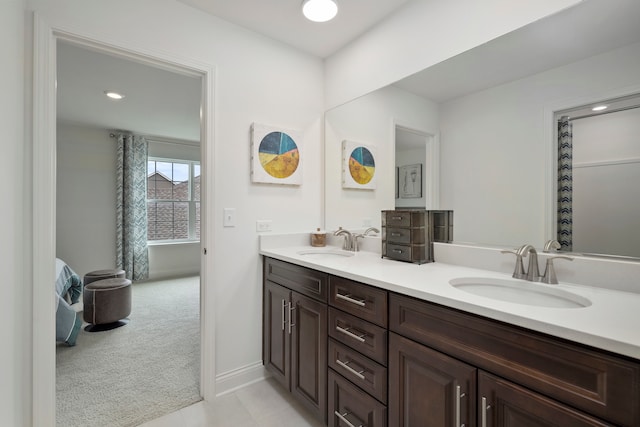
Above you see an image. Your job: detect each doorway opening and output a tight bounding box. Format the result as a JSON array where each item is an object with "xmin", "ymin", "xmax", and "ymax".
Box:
[
  {"xmin": 33, "ymin": 22, "xmax": 215, "ymax": 426},
  {"xmin": 394, "ymin": 125, "xmax": 438, "ymax": 209}
]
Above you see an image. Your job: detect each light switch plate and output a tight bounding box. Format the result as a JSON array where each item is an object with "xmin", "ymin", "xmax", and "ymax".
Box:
[{"xmin": 223, "ymin": 208, "xmax": 236, "ymax": 227}]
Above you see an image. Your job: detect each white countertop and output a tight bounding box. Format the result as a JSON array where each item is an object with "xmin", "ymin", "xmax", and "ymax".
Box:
[{"xmin": 260, "ymin": 241, "xmax": 640, "ymax": 360}]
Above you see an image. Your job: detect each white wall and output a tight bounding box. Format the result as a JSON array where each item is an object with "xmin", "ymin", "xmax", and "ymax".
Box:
[
  {"xmin": 439, "ymin": 41, "xmax": 640, "ymax": 248},
  {"xmin": 1, "ymin": 0, "xmax": 28, "ymax": 425},
  {"xmin": 325, "ymin": 85, "xmax": 438, "ymax": 231},
  {"xmin": 572, "ymin": 108, "xmax": 640, "ymax": 257},
  {"xmin": 56, "ymin": 124, "xmax": 201, "ymax": 280},
  {"xmin": 56, "ymin": 124, "xmax": 117, "ymax": 275},
  {"xmin": 325, "ymin": 0, "xmax": 582, "ymax": 108},
  {"xmin": 29, "ymin": 0, "xmax": 324, "ymax": 404}
]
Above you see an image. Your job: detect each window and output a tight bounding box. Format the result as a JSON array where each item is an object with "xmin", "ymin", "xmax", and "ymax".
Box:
[{"xmin": 147, "ymin": 158, "xmax": 200, "ymax": 242}]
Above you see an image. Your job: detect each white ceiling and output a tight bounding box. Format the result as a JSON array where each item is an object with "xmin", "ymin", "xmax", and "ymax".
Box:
[
  {"xmin": 57, "ymin": 42, "xmax": 202, "ymax": 142},
  {"xmin": 56, "ymin": 0, "xmax": 640, "ymax": 142},
  {"xmin": 176, "ymin": 0, "xmax": 411, "ymax": 58}
]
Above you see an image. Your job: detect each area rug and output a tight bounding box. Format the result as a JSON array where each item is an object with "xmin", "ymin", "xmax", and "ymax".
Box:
[{"xmin": 56, "ymin": 276, "xmax": 202, "ymax": 427}]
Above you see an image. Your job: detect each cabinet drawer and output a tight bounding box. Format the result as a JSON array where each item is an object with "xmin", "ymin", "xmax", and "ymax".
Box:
[
  {"xmin": 329, "ymin": 307, "xmax": 388, "ymax": 366},
  {"xmin": 328, "ymin": 370, "xmax": 387, "ymax": 427},
  {"xmin": 264, "ymin": 257, "xmax": 328, "ymax": 302},
  {"xmin": 329, "ymin": 276, "xmax": 387, "ymax": 327},
  {"xmin": 390, "ymin": 293, "xmax": 640, "ymax": 427},
  {"xmin": 383, "ymin": 227, "xmax": 425, "ymax": 245},
  {"xmin": 328, "ymin": 339, "xmax": 387, "ymax": 404}
]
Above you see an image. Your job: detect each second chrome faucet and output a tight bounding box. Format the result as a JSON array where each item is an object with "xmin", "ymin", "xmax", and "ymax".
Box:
[{"xmin": 502, "ymin": 242, "xmax": 573, "ymax": 284}]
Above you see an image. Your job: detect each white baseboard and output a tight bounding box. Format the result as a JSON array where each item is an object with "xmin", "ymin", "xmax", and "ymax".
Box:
[{"xmin": 214, "ymin": 361, "xmax": 270, "ymax": 397}]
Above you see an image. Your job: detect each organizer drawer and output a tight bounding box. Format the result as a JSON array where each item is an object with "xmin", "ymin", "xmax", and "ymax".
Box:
[{"xmin": 383, "ymin": 227, "xmax": 426, "ymax": 245}]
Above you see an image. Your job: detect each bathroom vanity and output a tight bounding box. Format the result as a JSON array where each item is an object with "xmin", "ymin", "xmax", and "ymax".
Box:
[{"xmin": 261, "ymin": 236, "xmax": 640, "ymax": 427}]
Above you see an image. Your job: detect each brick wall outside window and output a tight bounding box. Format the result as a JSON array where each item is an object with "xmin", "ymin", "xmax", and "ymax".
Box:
[{"xmin": 147, "ymin": 164, "xmax": 200, "ymax": 241}]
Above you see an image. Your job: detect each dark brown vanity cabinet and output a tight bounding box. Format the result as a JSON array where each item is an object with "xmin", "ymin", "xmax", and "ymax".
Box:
[
  {"xmin": 263, "ymin": 258, "xmax": 329, "ymax": 423},
  {"xmin": 263, "ymin": 258, "xmax": 640, "ymax": 427},
  {"xmin": 389, "ymin": 293, "xmax": 640, "ymax": 427},
  {"xmin": 327, "ymin": 276, "xmax": 389, "ymax": 427}
]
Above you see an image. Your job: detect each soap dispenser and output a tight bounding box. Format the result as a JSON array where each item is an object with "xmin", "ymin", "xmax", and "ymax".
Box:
[{"xmin": 310, "ymin": 228, "xmax": 326, "ymax": 247}]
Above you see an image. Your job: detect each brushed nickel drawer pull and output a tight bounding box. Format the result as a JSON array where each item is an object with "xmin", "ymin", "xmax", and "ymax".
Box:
[
  {"xmin": 281, "ymin": 299, "xmax": 287, "ymax": 331},
  {"xmin": 336, "ymin": 292, "xmax": 366, "ymax": 307},
  {"xmin": 481, "ymin": 396, "xmax": 491, "ymax": 427},
  {"xmin": 456, "ymin": 385, "xmax": 467, "ymax": 427},
  {"xmin": 288, "ymin": 302, "xmax": 296, "ymax": 334},
  {"xmin": 391, "ymin": 216, "xmax": 403, "ymax": 220},
  {"xmin": 390, "ymin": 232, "xmax": 402, "ymax": 237},
  {"xmin": 392, "ymin": 249, "xmax": 404, "ymax": 254},
  {"xmin": 335, "ymin": 325, "xmax": 367, "ymax": 343},
  {"xmin": 336, "ymin": 358, "xmax": 366, "ymax": 380},
  {"xmin": 334, "ymin": 410, "xmax": 365, "ymax": 427}
]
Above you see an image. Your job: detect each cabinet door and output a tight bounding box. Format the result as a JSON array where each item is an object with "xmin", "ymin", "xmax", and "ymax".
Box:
[
  {"xmin": 389, "ymin": 333, "xmax": 476, "ymax": 427},
  {"xmin": 478, "ymin": 371, "xmax": 612, "ymax": 427},
  {"xmin": 291, "ymin": 291, "xmax": 327, "ymax": 422},
  {"xmin": 263, "ymin": 280, "xmax": 291, "ymax": 390}
]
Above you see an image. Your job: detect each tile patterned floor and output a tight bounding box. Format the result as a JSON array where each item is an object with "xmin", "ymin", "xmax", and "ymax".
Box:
[{"xmin": 139, "ymin": 377, "xmax": 325, "ymax": 427}]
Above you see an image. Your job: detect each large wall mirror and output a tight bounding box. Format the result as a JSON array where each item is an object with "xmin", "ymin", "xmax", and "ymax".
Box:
[{"xmin": 324, "ymin": 0, "xmax": 640, "ymax": 259}]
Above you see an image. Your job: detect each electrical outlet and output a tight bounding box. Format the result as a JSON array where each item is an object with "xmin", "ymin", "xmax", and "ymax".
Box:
[{"xmin": 256, "ymin": 220, "xmax": 272, "ymax": 232}]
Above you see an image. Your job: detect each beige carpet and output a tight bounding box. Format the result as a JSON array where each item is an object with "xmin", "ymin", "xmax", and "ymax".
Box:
[{"xmin": 56, "ymin": 276, "xmax": 202, "ymax": 427}]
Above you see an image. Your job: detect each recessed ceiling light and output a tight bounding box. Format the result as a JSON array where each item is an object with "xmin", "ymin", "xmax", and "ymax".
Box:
[
  {"xmin": 592, "ymin": 105, "xmax": 607, "ymax": 111},
  {"xmin": 104, "ymin": 90, "xmax": 125, "ymax": 100},
  {"xmin": 302, "ymin": 0, "xmax": 338, "ymax": 23}
]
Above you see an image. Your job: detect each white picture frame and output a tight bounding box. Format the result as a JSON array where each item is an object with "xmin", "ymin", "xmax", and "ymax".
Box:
[
  {"xmin": 399, "ymin": 163, "xmax": 422, "ymax": 198},
  {"xmin": 251, "ymin": 123, "xmax": 303, "ymax": 185}
]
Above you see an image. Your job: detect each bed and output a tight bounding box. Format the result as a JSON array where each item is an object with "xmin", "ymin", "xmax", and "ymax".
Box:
[{"xmin": 56, "ymin": 258, "xmax": 83, "ymax": 346}]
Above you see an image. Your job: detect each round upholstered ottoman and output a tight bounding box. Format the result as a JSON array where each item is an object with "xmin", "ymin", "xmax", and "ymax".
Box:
[
  {"xmin": 83, "ymin": 268, "xmax": 126, "ymax": 286},
  {"xmin": 83, "ymin": 277, "xmax": 132, "ymax": 332}
]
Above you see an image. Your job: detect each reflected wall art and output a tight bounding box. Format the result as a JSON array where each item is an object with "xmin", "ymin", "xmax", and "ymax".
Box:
[{"xmin": 342, "ymin": 140, "xmax": 376, "ymax": 190}]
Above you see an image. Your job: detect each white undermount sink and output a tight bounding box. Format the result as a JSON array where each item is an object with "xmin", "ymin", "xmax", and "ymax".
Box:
[
  {"xmin": 297, "ymin": 248, "xmax": 355, "ymax": 257},
  {"xmin": 449, "ymin": 277, "xmax": 591, "ymax": 309}
]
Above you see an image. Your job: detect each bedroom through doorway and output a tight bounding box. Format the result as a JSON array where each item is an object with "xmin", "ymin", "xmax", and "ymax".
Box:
[{"xmin": 54, "ymin": 39, "xmax": 205, "ymax": 426}]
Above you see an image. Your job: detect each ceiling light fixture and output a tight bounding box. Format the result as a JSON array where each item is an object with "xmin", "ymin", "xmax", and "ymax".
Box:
[
  {"xmin": 302, "ymin": 0, "xmax": 338, "ymax": 23},
  {"xmin": 104, "ymin": 90, "xmax": 125, "ymax": 100},
  {"xmin": 592, "ymin": 105, "xmax": 607, "ymax": 111}
]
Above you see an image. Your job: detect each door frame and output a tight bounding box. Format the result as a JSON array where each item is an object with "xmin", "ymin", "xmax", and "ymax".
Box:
[{"xmin": 32, "ymin": 14, "xmax": 217, "ymax": 426}]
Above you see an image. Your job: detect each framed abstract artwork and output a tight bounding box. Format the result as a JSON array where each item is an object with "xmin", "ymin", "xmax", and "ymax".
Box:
[
  {"xmin": 251, "ymin": 123, "xmax": 302, "ymax": 185},
  {"xmin": 399, "ymin": 163, "xmax": 422, "ymax": 198},
  {"xmin": 342, "ymin": 140, "xmax": 376, "ymax": 190}
]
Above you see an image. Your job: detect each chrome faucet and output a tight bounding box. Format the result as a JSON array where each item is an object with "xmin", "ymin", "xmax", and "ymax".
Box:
[
  {"xmin": 350, "ymin": 227, "xmax": 380, "ymax": 252},
  {"xmin": 543, "ymin": 239, "xmax": 561, "ymax": 253},
  {"xmin": 502, "ymin": 244, "xmax": 541, "ymax": 281},
  {"xmin": 517, "ymin": 244, "xmax": 541, "ymax": 282},
  {"xmin": 363, "ymin": 227, "xmax": 380, "ymax": 236},
  {"xmin": 334, "ymin": 228, "xmax": 354, "ymax": 251}
]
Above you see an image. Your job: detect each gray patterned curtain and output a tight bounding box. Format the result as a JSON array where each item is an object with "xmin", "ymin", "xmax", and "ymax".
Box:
[
  {"xmin": 557, "ymin": 116, "xmax": 573, "ymax": 251},
  {"xmin": 116, "ymin": 134, "xmax": 149, "ymax": 281}
]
